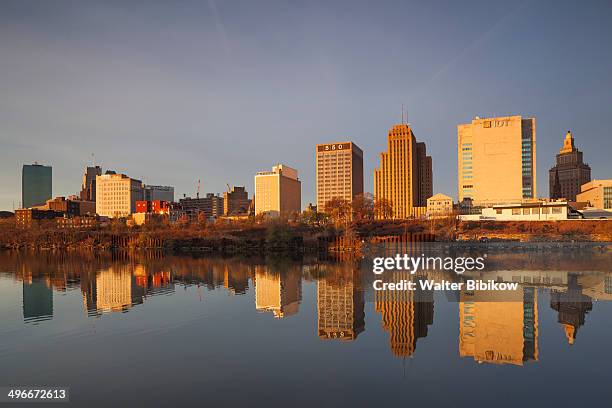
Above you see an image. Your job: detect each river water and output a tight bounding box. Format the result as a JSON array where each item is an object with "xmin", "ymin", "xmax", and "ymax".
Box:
[{"xmin": 0, "ymin": 247, "xmax": 611, "ymax": 407}]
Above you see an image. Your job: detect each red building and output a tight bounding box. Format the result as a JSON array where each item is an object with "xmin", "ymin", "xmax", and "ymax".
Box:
[{"xmin": 135, "ymin": 200, "xmax": 170, "ymax": 214}]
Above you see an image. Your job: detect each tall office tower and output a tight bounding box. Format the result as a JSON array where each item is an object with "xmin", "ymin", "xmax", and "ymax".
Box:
[
  {"xmin": 22, "ymin": 163, "xmax": 52, "ymax": 208},
  {"xmin": 549, "ymin": 131, "xmax": 591, "ymax": 201},
  {"xmin": 144, "ymin": 185, "xmax": 174, "ymax": 202},
  {"xmin": 459, "ymin": 287, "xmax": 538, "ymax": 366},
  {"xmin": 458, "ymin": 115, "xmax": 536, "ymax": 206},
  {"xmin": 315, "ymin": 142, "xmax": 364, "ymax": 212},
  {"xmin": 416, "ymin": 142, "xmax": 433, "ymax": 206},
  {"xmin": 373, "ymin": 124, "xmax": 432, "ymax": 218},
  {"xmin": 223, "ymin": 186, "xmax": 250, "ymax": 215},
  {"xmin": 254, "ymin": 266, "xmax": 302, "ymax": 318},
  {"xmin": 375, "ymin": 272, "xmax": 434, "ymax": 358},
  {"xmin": 79, "ymin": 166, "xmax": 102, "ymax": 201},
  {"xmin": 317, "ymin": 265, "xmax": 365, "ymax": 341},
  {"xmin": 95, "ymin": 173, "xmax": 144, "ymax": 217},
  {"xmin": 254, "ymin": 164, "xmax": 301, "ymax": 217},
  {"xmin": 22, "ymin": 280, "xmax": 53, "ymax": 323}
]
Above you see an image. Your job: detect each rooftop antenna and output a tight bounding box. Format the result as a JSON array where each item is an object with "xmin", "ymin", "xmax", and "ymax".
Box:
[{"xmin": 401, "ymin": 103, "xmax": 405, "ymax": 124}]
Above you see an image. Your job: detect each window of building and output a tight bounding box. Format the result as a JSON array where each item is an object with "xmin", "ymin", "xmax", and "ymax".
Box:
[
  {"xmin": 512, "ymin": 209, "xmax": 521, "ymax": 215},
  {"xmin": 523, "ymin": 208, "xmax": 530, "ymax": 215},
  {"xmin": 532, "ymin": 208, "xmax": 539, "ymax": 215},
  {"xmin": 496, "ymin": 209, "xmax": 502, "ymax": 214},
  {"xmin": 542, "ymin": 207, "xmax": 550, "ymax": 214},
  {"xmin": 552, "ymin": 207, "xmax": 562, "ymax": 214}
]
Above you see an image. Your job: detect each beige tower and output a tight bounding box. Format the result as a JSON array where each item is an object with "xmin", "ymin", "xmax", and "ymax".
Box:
[
  {"xmin": 316, "ymin": 142, "xmax": 364, "ymax": 212},
  {"xmin": 458, "ymin": 115, "xmax": 536, "ymax": 206},
  {"xmin": 254, "ymin": 164, "xmax": 301, "ymax": 217},
  {"xmin": 374, "ymin": 124, "xmax": 432, "ymax": 219}
]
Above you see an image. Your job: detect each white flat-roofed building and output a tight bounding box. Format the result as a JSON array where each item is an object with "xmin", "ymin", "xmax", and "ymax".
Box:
[
  {"xmin": 96, "ymin": 173, "xmax": 144, "ymax": 218},
  {"xmin": 459, "ymin": 201, "xmax": 568, "ymax": 221}
]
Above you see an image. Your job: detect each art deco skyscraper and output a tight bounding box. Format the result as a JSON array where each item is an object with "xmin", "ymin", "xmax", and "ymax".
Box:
[
  {"xmin": 549, "ymin": 131, "xmax": 591, "ymax": 201},
  {"xmin": 373, "ymin": 124, "xmax": 433, "ymax": 219}
]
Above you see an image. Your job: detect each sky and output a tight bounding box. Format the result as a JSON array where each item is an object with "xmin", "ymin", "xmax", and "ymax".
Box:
[{"xmin": 1, "ymin": 0, "xmax": 612, "ymax": 211}]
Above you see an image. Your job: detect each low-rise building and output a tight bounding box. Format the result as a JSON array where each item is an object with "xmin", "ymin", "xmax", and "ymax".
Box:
[
  {"xmin": 426, "ymin": 193, "xmax": 453, "ymax": 218},
  {"xmin": 57, "ymin": 216, "xmax": 98, "ymax": 229},
  {"xmin": 45, "ymin": 196, "xmax": 80, "ymax": 217},
  {"xmin": 459, "ymin": 201, "xmax": 569, "ymax": 221},
  {"xmin": 135, "ymin": 200, "xmax": 170, "ymax": 215},
  {"xmin": 15, "ymin": 208, "xmax": 64, "ymax": 228},
  {"xmin": 179, "ymin": 193, "xmax": 224, "ymax": 219},
  {"xmin": 576, "ymin": 180, "xmax": 612, "ymax": 210},
  {"xmin": 223, "ymin": 186, "xmax": 250, "ymax": 216}
]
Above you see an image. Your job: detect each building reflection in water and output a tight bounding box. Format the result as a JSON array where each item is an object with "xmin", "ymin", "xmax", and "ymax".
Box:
[
  {"xmin": 550, "ymin": 273, "xmax": 593, "ymax": 345},
  {"xmin": 459, "ymin": 286, "xmax": 538, "ymax": 366},
  {"xmin": 317, "ymin": 262, "xmax": 365, "ymax": 341},
  {"xmin": 255, "ymin": 265, "xmax": 302, "ymax": 318},
  {"xmin": 22, "ymin": 279, "xmax": 53, "ymax": 323},
  {"xmin": 375, "ymin": 271, "xmax": 434, "ymax": 358}
]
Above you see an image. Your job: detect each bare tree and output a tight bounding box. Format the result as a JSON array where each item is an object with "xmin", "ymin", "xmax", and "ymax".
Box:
[{"xmin": 374, "ymin": 197, "xmax": 393, "ymax": 220}]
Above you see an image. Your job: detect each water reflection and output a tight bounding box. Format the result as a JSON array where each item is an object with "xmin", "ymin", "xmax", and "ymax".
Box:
[{"xmin": 1, "ymin": 249, "xmax": 611, "ymax": 367}]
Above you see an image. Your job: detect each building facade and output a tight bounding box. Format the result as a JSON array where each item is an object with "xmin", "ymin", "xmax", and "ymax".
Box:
[
  {"xmin": 549, "ymin": 131, "xmax": 591, "ymax": 201},
  {"xmin": 79, "ymin": 166, "xmax": 102, "ymax": 202},
  {"xmin": 144, "ymin": 185, "xmax": 174, "ymax": 202},
  {"xmin": 426, "ymin": 193, "xmax": 453, "ymax": 217},
  {"xmin": 373, "ymin": 124, "xmax": 432, "ymax": 219},
  {"xmin": 179, "ymin": 193, "xmax": 224, "ymax": 219},
  {"xmin": 95, "ymin": 173, "xmax": 144, "ymax": 218},
  {"xmin": 315, "ymin": 142, "xmax": 364, "ymax": 212},
  {"xmin": 22, "ymin": 163, "xmax": 52, "ymax": 209},
  {"xmin": 576, "ymin": 180, "xmax": 612, "ymax": 210},
  {"xmin": 458, "ymin": 201, "xmax": 569, "ymax": 221},
  {"xmin": 223, "ymin": 186, "xmax": 250, "ymax": 215},
  {"xmin": 458, "ymin": 116, "xmax": 536, "ymax": 206},
  {"xmin": 254, "ymin": 164, "xmax": 301, "ymax": 217}
]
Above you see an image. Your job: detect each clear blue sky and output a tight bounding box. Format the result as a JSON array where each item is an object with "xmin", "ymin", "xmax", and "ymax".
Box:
[{"xmin": 1, "ymin": 0, "xmax": 611, "ymax": 210}]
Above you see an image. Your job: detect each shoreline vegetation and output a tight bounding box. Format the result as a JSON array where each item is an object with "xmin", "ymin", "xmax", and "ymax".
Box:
[{"xmin": 1, "ymin": 217, "xmax": 611, "ymax": 253}]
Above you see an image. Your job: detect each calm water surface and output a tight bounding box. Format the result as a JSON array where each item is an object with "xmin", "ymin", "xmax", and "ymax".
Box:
[{"xmin": 0, "ymin": 248, "xmax": 611, "ymax": 407}]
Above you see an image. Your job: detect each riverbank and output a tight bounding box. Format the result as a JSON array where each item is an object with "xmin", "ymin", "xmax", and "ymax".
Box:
[{"xmin": 1, "ymin": 219, "xmax": 611, "ymax": 253}]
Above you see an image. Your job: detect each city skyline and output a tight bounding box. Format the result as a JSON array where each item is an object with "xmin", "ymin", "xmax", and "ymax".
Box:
[{"xmin": 2, "ymin": 1, "xmax": 612, "ymax": 211}]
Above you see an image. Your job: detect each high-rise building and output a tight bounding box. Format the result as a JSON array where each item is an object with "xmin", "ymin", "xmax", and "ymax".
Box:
[
  {"xmin": 95, "ymin": 173, "xmax": 144, "ymax": 217},
  {"xmin": 317, "ymin": 266, "xmax": 365, "ymax": 341},
  {"xmin": 223, "ymin": 186, "xmax": 250, "ymax": 215},
  {"xmin": 458, "ymin": 115, "xmax": 536, "ymax": 206},
  {"xmin": 416, "ymin": 142, "xmax": 433, "ymax": 206},
  {"xmin": 576, "ymin": 180, "xmax": 612, "ymax": 210},
  {"xmin": 22, "ymin": 163, "xmax": 52, "ymax": 209},
  {"xmin": 22, "ymin": 280, "xmax": 53, "ymax": 323},
  {"xmin": 549, "ymin": 131, "xmax": 591, "ymax": 201},
  {"xmin": 459, "ymin": 287, "xmax": 538, "ymax": 366},
  {"xmin": 373, "ymin": 124, "xmax": 432, "ymax": 218},
  {"xmin": 375, "ymin": 272, "xmax": 434, "ymax": 358},
  {"xmin": 254, "ymin": 266, "xmax": 302, "ymax": 318},
  {"xmin": 315, "ymin": 142, "xmax": 363, "ymax": 213},
  {"xmin": 254, "ymin": 164, "xmax": 301, "ymax": 217},
  {"xmin": 80, "ymin": 166, "xmax": 102, "ymax": 202},
  {"xmin": 144, "ymin": 185, "xmax": 174, "ymax": 202}
]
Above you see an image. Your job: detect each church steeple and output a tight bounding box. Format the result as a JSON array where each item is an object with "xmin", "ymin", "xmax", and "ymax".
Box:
[{"xmin": 559, "ymin": 130, "xmax": 576, "ymax": 154}]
